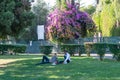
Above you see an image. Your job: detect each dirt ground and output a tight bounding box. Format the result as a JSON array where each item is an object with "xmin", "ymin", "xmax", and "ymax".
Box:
[{"xmin": 0, "ymin": 59, "xmax": 19, "ymax": 68}]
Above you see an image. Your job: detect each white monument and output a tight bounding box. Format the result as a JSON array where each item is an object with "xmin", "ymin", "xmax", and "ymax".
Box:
[{"xmin": 37, "ymin": 25, "xmax": 44, "ymax": 40}]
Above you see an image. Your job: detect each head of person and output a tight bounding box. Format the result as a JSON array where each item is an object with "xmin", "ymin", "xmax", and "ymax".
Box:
[
  {"xmin": 54, "ymin": 53, "xmax": 57, "ymax": 56},
  {"xmin": 64, "ymin": 50, "xmax": 67, "ymax": 54}
]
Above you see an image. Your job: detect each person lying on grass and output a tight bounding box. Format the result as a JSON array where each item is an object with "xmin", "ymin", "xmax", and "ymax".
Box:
[{"xmin": 36, "ymin": 53, "xmax": 58, "ymax": 65}]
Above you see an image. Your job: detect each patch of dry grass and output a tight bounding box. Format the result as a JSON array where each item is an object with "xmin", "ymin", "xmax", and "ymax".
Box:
[{"xmin": 0, "ymin": 59, "xmax": 21, "ymax": 68}]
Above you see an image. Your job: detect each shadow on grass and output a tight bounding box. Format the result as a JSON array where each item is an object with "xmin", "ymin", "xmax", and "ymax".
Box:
[{"xmin": 0, "ymin": 57, "xmax": 120, "ymax": 80}]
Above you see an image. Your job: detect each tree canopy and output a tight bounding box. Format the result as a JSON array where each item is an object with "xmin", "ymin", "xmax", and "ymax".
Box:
[
  {"xmin": 45, "ymin": 0, "xmax": 96, "ymax": 43},
  {"xmin": 32, "ymin": 0, "xmax": 48, "ymax": 25},
  {"xmin": 0, "ymin": 0, "xmax": 35, "ymax": 39},
  {"xmin": 93, "ymin": 0, "xmax": 120, "ymax": 36}
]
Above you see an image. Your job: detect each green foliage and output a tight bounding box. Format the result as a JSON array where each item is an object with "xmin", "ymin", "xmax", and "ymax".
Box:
[
  {"xmin": 13, "ymin": 44, "xmax": 27, "ymax": 53},
  {"xmin": 0, "ymin": 0, "xmax": 15, "ymax": 37},
  {"xmin": 5, "ymin": 1, "xmax": 15, "ymax": 11},
  {"xmin": 60, "ymin": 44, "xmax": 85, "ymax": 56},
  {"xmin": 101, "ymin": 3, "xmax": 115, "ymax": 36},
  {"xmin": 0, "ymin": 11, "xmax": 14, "ymax": 27},
  {"xmin": 93, "ymin": 0, "xmax": 120, "ymax": 36},
  {"xmin": 56, "ymin": 0, "xmax": 61, "ymax": 9},
  {"xmin": 0, "ymin": 44, "xmax": 27, "ymax": 55},
  {"xmin": 114, "ymin": 0, "xmax": 120, "ymax": 21},
  {"xmin": 108, "ymin": 43, "xmax": 120, "ymax": 61},
  {"xmin": 84, "ymin": 42, "xmax": 107, "ymax": 60},
  {"xmin": 77, "ymin": 45, "xmax": 85, "ymax": 56},
  {"xmin": 84, "ymin": 42, "xmax": 94, "ymax": 57},
  {"xmin": 32, "ymin": 0, "xmax": 48, "ymax": 25},
  {"xmin": 93, "ymin": 43, "xmax": 107, "ymax": 61},
  {"xmin": 111, "ymin": 26, "xmax": 120, "ymax": 36},
  {"xmin": 60, "ymin": 44, "xmax": 77, "ymax": 56},
  {"xmin": 105, "ymin": 0, "xmax": 111, "ymax": 4},
  {"xmin": 92, "ymin": 13, "xmax": 100, "ymax": 30},
  {"xmin": 61, "ymin": 0, "xmax": 67, "ymax": 9},
  {"xmin": 81, "ymin": 5, "xmax": 96, "ymax": 15},
  {"xmin": 40, "ymin": 46, "xmax": 53, "ymax": 55},
  {"xmin": 20, "ymin": 11, "xmax": 35, "ymax": 26},
  {"xmin": 0, "ymin": 0, "xmax": 35, "ymax": 39}
]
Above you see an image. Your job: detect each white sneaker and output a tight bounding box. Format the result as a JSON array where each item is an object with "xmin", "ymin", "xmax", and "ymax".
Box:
[{"xmin": 52, "ymin": 62, "xmax": 56, "ymax": 65}]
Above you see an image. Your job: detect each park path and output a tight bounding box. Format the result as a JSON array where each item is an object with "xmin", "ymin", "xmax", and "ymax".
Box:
[{"xmin": 75, "ymin": 53, "xmax": 113, "ymax": 59}]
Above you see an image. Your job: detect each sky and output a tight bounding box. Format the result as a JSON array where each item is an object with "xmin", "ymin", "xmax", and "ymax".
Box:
[
  {"xmin": 80, "ymin": 0, "xmax": 96, "ymax": 7},
  {"xmin": 44, "ymin": 0, "xmax": 96, "ymax": 7}
]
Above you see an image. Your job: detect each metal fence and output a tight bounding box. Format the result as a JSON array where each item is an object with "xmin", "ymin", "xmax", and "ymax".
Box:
[{"xmin": 0, "ymin": 36, "xmax": 120, "ymax": 53}]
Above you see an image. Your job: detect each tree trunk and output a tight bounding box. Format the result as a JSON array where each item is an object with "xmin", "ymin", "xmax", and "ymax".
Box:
[
  {"xmin": 87, "ymin": 53, "xmax": 90, "ymax": 57},
  {"xmin": 79, "ymin": 52, "xmax": 81, "ymax": 57},
  {"xmin": 99, "ymin": 55, "xmax": 104, "ymax": 61},
  {"xmin": 116, "ymin": 20, "xmax": 119, "ymax": 28}
]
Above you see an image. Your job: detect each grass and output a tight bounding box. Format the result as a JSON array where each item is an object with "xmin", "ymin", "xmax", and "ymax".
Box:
[{"xmin": 0, "ymin": 54, "xmax": 120, "ymax": 80}]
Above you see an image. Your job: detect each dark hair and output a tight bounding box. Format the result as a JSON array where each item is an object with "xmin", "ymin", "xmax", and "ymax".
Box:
[
  {"xmin": 64, "ymin": 50, "xmax": 67, "ymax": 52},
  {"xmin": 54, "ymin": 53, "xmax": 57, "ymax": 55}
]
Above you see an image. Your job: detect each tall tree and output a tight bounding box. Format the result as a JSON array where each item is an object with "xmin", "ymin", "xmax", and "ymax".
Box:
[
  {"xmin": 0, "ymin": 0, "xmax": 15, "ymax": 38},
  {"xmin": 0, "ymin": 0, "xmax": 35, "ymax": 39},
  {"xmin": 113, "ymin": 0, "xmax": 120, "ymax": 28},
  {"xmin": 93, "ymin": 0, "xmax": 120, "ymax": 36},
  {"xmin": 81, "ymin": 5, "xmax": 96, "ymax": 16},
  {"xmin": 45, "ymin": 0, "xmax": 96, "ymax": 43},
  {"xmin": 32, "ymin": 0, "xmax": 48, "ymax": 25},
  {"xmin": 18, "ymin": 0, "xmax": 49, "ymax": 41}
]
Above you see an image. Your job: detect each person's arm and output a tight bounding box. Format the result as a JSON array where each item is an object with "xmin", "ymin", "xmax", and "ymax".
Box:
[{"xmin": 64, "ymin": 53, "xmax": 70, "ymax": 62}]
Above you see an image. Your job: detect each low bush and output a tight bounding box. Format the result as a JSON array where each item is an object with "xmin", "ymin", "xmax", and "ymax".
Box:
[
  {"xmin": 0, "ymin": 44, "xmax": 27, "ymax": 55},
  {"xmin": 93, "ymin": 43, "xmax": 107, "ymax": 61},
  {"xmin": 84, "ymin": 42, "xmax": 94, "ymax": 57},
  {"xmin": 40, "ymin": 46, "xmax": 53, "ymax": 55},
  {"xmin": 108, "ymin": 43, "xmax": 120, "ymax": 61},
  {"xmin": 13, "ymin": 44, "xmax": 27, "ymax": 53},
  {"xmin": 77, "ymin": 45, "xmax": 85, "ymax": 56},
  {"xmin": 60, "ymin": 44, "xmax": 85, "ymax": 56}
]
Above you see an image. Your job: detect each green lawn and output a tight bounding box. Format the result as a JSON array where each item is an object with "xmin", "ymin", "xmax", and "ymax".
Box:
[{"xmin": 0, "ymin": 55, "xmax": 120, "ymax": 80}]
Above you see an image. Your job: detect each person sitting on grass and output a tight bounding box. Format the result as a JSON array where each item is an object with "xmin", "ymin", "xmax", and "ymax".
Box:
[
  {"xmin": 36, "ymin": 53, "xmax": 58, "ymax": 65},
  {"xmin": 58, "ymin": 50, "xmax": 71, "ymax": 64},
  {"xmin": 63, "ymin": 50, "xmax": 71, "ymax": 64}
]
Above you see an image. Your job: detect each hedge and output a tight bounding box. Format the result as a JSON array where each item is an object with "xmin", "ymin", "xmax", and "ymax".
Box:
[
  {"xmin": 0, "ymin": 44, "xmax": 27, "ymax": 55},
  {"xmin": 84, "ymin": 42, "xmax": 94, "ymax": 57},
  {"xmin": 93, "ymin": 43, "xmax": 107, "ymax": 61},
  {"xmin": 60, "ymin": 44, "xmax": 85, "ymax": 56},
  {"xmin": 108, "ymin": 43, "xmax": 120, "ymax": 61},
  {"xmin": 40, "ymin": 45, "xmax": 53, "ymax": 55}
]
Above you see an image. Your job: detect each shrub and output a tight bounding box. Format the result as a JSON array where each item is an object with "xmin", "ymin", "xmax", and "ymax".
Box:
[
  {"xmin": 46, "ymin": 0, "xmax": 96, "ymax": 43},
  {"xmin": 84, "ymin": 42, "xmax": 94, "ymax": 57},
  {"xmin": 13, "ymin": 44, "xmax": 27, "ymax": 53},
  {"xmin": 60, "ymin": 44, "xmax": 85, "ymax": 56},
  {"xmin": 93, "ymin": 43, "xmax": 107, "ymax": 61},
  {"xmin": 40, "ymin": 46, "xmax": 53, "ymax": 55},
  {"xmin": 0, "ymin": 44, "xmax": 12, "ymax": 55},
  {"xmin": 60, "ymin": 44, "xmax": 76, "ymax": 56},
  {"xmin": 0, "ymin": 44, "xmax": 27, "ymax": 55},
  {"xmin": 76, "ymin": 45, "xmax": 85, "ymax": 56},
  {"xmin": 108, "ymin": 43, "xmax": 120, "ymax": 61}
]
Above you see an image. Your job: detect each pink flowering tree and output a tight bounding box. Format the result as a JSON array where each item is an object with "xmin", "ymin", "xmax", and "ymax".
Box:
[{"xmin": 45, "ymin": 0, "xmax": 96, "ymax": 43}]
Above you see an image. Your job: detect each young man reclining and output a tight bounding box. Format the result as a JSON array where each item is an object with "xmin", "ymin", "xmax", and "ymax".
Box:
[{"xmin": 36, "ymin": 53, "xmax": 58, "ymax": 65}]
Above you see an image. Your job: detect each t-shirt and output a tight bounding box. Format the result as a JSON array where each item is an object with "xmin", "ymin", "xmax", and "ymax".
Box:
[
  {"xmin": 50, "ymin": 55, "xmax": 57, "ymax": 63},
  {"xmin": 64, "ymin": 53, "xmax": 70, "ymax": 62}
]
